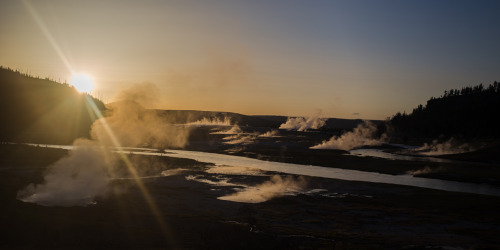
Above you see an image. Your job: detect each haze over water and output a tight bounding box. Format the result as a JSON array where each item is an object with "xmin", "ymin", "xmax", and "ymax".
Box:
[{"xmin": 26, "ymin": 144, "xmax": 500, "ymax": 197}]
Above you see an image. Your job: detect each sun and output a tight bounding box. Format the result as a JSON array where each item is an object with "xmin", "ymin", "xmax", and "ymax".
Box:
[{"xmin": 70, "ymin": 74, "xmax": 94, "ymax": 93}]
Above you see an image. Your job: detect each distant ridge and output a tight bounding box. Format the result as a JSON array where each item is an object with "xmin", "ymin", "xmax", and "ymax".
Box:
[
  {"xmin": 0, "ymin": 64, "xmax": 380, "ymax": 145},
  {"xmin": 150, "ymin": 109, "xmax": 380, "ymax": 130},
  {"xmin": 0, "ymin": 66, "xmax": 105, "ymax": 144},
  {"xmin": 254, "ymin": 115, "xmax": 381, "ymax": 130},
  {"xmin": 151, "ymin": 109, "xmax": 280, "ymax": 128}
]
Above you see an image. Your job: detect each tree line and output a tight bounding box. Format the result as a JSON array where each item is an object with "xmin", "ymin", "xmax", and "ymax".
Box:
[
  {"xmin": 0, "ymin": 67, "xmax": 105, "ymax": 144},
  {"xmin": 388, "ymin": 81, "xmax": 500, "ymax": 139}
]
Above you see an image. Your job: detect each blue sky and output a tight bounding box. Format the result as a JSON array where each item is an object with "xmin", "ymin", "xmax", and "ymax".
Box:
[{"xmin": 1, "ymin": 0, "xmax": 499, "ymax": 119}]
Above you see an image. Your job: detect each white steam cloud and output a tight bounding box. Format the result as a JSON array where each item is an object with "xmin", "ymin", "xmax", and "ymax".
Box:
[
  {"xmin": 18, "ymin": 83, "xmax": 190, "ymax": 206},
  {"xmin": 413, "ymin": 138, "xmax": 472, "ymax": 156},
  {"xmin": 91, "ymin": 101, "xmax": 190, "ymax": 149},
  {"xmin": 215, "ymin": 128, "xmax": 280, "ymax": 144},
  {"xmin": 211, "ymin": 125, "xmax": 243, "ymax": 135},
  {"xmin": 17, "ymin": 139, "xmax": 115, "ymax": 206},
  {"xmin": 311, "ymin": 121, "xmax": 384, "ymax": 151},
  {"xmin": 186, "ymin": 117, "xmax": 232, "ymax": 127},
  {"xmin": 218, "ymin": 175, "xmax": 308, "ymax": 203},
  {"xmin": 279, "ymin": 116, "xmax": 326, "ymax": 131},
  {"xmin": 258, "ymin": 130, "xmax": 280, "ymax": 138},
  {"xmin": 211, "ymin": 125, "xmax": 259, "ymax": 145}
]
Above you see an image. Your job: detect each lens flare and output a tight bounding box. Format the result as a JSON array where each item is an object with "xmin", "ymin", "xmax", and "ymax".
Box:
[{"xmin": 70, "ymin": 74, "xmax": 94, "ymax": 93}]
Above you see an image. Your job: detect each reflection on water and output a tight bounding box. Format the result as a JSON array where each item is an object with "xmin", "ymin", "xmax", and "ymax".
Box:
[
  {"xmin": 25, "ymin": 143, "xmax": 73, "ymax": 150},
  {"xmin": 164, "ymin": 149, "xmax": 500, "ymax": 197},
  {"xmin": 349, "ymin": 148, "xmax": 456, "ymax": 163},
  {"xmin": 26, "ymin": 144, "xmax": 500, "ymax": 197}
]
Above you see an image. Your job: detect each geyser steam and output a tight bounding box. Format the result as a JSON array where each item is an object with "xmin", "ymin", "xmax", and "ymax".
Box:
[
  {"xmin": 18, "ymin": 83, "xmax": 190, "ymax": 206},
  {"xmin": 311, "ymin": 121, "xmax": 384, "ymax": 151},
  {"xmin": 219, "ymin": 175, "xmax": 308, "ymax": 203},
  {"xmin": 413, "ymin": 138, "xmax": 472, "ymax": 156},
  {"xmin": 211, "ymin": 125, "xmax": 243, "ymax": 135},
  {"xmin": 92, "ymin": 83, "xmax": 190, "ymax": 149},
  {"xmin": 186, "ymin": 117, "xmax": 232, "ymax": 126},
  {"xmin": 17, "ymin": 139, "xmax": 115, "ymax": 207},
  {"xmin": 279, "ymin": 116, "xmax": 326, "ymax": 131},
  {"xmin": 258, "ymin": 130, "xmax": 280, "ymax": 138},
  {"xmin": 91, "ymin": 101, "xmax": 189, "ymax": 149}
]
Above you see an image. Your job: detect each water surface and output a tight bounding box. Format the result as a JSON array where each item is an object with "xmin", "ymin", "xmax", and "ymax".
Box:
[
  {"xmin": 349, "ymin": 148, "xmax": 456, "ymax": 163},
  {"xmin": 25, "ymin": 144, "xmax": 500, "ymax": 197}
]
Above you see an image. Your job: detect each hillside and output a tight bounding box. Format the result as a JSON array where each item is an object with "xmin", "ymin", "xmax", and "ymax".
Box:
[
  {"xmin": 0, "ymin": 67, "xmax": 105, "ymax": 144},
  {"xmin": 152, "ymin": 109, "xmax": 280, "ymax": 128},
  {"xmin": 254, "ymin": 115, "xmax": 380, "ymax": 130},
  {"xmin": 0, "ymin": 65, "xmax": 381, "ymax": 146},
  {"xmin": 389, "ymin": 82, "xmax": 500, "ymax": 139},
  {"xmin": 150, "ymin": 110, "xmax": 380, "ymax": 130}
]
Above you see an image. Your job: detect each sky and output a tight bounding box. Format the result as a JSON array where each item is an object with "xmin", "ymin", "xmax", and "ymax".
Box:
[{"xmin": 1, "ymin": 0, "xmax": 499, "ymax": 120}]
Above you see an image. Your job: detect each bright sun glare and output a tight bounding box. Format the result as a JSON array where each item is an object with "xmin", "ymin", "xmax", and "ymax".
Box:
[{"xmin": 70, "ymin": 74, "xmax": 94, "ymax": 93}]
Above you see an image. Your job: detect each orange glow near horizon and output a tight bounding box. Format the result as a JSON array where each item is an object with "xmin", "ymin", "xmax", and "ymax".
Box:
[
  {"xmin": 70, "ymin": 74, "xmax": 95, "ymax": 93},
  {"xmin": 2, "ymin": 1, "xmax": 499, "ymax": 120}
]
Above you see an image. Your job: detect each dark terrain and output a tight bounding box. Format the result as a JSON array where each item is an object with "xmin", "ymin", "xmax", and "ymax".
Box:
[
  {"xmin": 2, "ymin": 67, "xmax": 500, "ymax": 249},
  {"xmin": 0, "ymin": 67, "xmax": 105, "ymax": 144},
  {"xmin": 1, "ymin": 142, "xmax": 500, "ymax": 249},
  {"xmin": 185, "ymin": 126, "xmax": 500, "ymax": 186}
]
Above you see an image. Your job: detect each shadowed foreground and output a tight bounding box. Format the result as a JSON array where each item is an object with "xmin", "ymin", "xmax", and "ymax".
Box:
[{"xmin": 1, "ymin": 144, "xmax": 500, "ymax": 249}]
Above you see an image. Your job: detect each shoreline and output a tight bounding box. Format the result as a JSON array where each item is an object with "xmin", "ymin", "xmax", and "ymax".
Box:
[
  {"xmin": 1, "ymin": 144, "xmax": 500, "ymax": 249},
  {"xmin": 19, "ymin": 141, "xmax": 500, "ymax": 188}
]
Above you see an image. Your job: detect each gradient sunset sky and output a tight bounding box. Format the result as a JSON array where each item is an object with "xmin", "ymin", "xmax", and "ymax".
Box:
[{"xmin": 1, "ymin": 0, "xmax": 499, "ymax": 119}]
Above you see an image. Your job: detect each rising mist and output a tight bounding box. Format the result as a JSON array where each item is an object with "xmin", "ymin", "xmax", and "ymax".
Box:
[{"xmin": 17, "ymin": 83, "xmax": 191, "ymax": 206}]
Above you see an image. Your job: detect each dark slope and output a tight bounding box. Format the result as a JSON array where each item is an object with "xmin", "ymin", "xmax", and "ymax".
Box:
[
  {"xmin": 0, "ymin": 67, "xmax": 105, "ymax": 144},
  {"xmin": 151, "ymin": 111, "xmax": 381, "ymax": 130},
  {"xmin": 254, "ymin": 115, "xmax": 381, "ymax": 130},
  {"xmin": 152, "ymin": 109, "xmax": 280, "ymax": 128},
  {"xmin": 389, "ymin": 82, "xmax": 500, "ymax": 139}
]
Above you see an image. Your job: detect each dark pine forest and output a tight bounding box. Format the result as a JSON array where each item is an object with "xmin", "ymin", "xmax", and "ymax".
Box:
[
  {"xmin": 1, "ymin": 65, "xmax": 499, "ymax": 145},
  {"xmin": 389, "ymin": 82, "xmax": 500, "ymax": 139},
  {"xmin": 0, "ymin": 67, "xmax": 105, "ymax": 144}
]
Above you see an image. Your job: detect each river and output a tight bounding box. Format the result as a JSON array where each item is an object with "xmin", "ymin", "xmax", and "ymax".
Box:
[{"xmin": 26, "ymin": 144, "xmax": 500, "ymax": 196}]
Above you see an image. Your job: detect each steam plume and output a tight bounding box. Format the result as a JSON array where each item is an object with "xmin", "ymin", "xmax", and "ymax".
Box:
[
  {"xmin": 279, "ymin": 116, "xmax": 326, "ymax": 131},
  {"xmin": 413, "ymin": 138, "xmax": 472, "ymax": 156},
  {"xmin": 114, "ymin": 82, "xmax": 161, "ymax": 108},
  {"xmin": 211, "ymin": 125, "xmax": 259, "ymax": 145},
  {"xmin": 91, "ymin": 100, "xmax": 189, "ymax": 149},
  {"xmin": 18, "ymin": 83, "xmax": 190, "ymax": 206},
  {"xmin": 219, "ymin": 175, "xmax": 308, "ymax": 203},
  {"xmin": 186, "ymin": 117, "xmax": 232, "ymax": 127},
  {"xmin": 311, "ymin": 121, "xmax": 384, "ymax": 151},
  {"xmin": 17, "ymin": 139, "xmax": 115, "ymax": 206},
  {"xmin": 258, "ymin": 130, "xmax": 280, "ymax": 137},
  {"xmin": 211, "ymin": 125, "xmax": 243, "ymax": 135}
]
